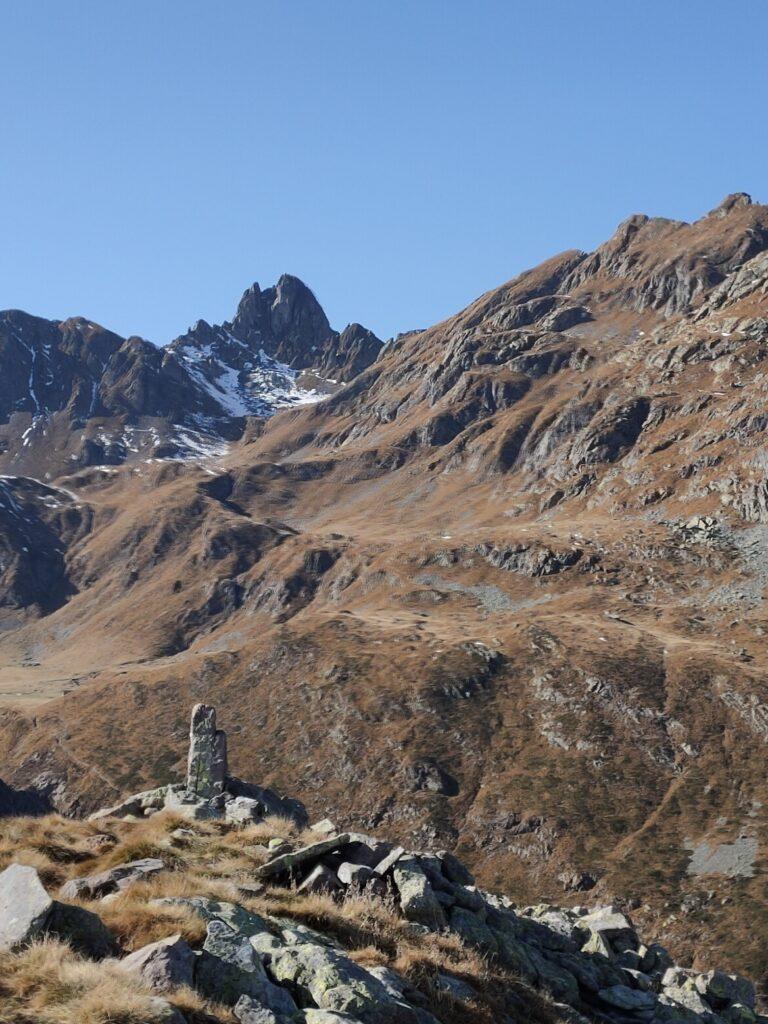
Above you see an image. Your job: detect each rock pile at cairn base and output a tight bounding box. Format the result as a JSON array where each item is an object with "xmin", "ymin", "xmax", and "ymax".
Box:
[
  {"xmin": 0, "ymin": 704, "xmax": 762, "ymax": 1024},
  {"xmin": 89, "ymin": 703, "xmax": 308, "ymax": 826}
]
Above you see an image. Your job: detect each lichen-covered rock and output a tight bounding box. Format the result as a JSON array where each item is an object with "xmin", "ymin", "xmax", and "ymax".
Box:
[
  {"xmin": 186, "ymin": 703, "xmax": 227, "ymax": 800},
  {"xmin": 197, "ymin": 919, "xmax": 298, "ymax": 1013},
  {"xmin": 268, "ymin": 941, "xmax": 417, "ymax": 1023},
  {"xmin": 153, "ymin": 896, "xmax": 272, "ymax": 938},
  {"xmin": 392, "ymin": 858, "xmax": 445, "ymax": 929}
]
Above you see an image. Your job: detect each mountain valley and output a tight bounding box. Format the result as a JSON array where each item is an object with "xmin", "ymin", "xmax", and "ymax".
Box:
[{"xmin": 3, "ymin": 193, "xmax": 768, "ymax": 994}]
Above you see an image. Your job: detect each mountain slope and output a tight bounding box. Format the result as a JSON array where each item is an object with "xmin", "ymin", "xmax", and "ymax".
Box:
[{"xmin": 1, "ymin": 194, "xmax": 768, "ymax": 990}]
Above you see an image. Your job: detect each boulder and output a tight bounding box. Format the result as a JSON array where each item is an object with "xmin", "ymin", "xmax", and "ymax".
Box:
[
  {"xmin": 435, "ymin": 972, "xmax": 476, "ymax": 1001},
  {"xmin": 60, "ymin": 857, "xmax": 165, "ymax": 899},
  {"xmin": 373, "ymin": 846, "xmax": 405, "ymax": 877},
  {"xmin": 310, "ymin": 819, "xmax": 337, "ymax": 836},
  {"xmin": 257, "ymin": 834, "xmax": 352, "ymax": 880},
  {"xmin": 448, "ymin": 906, "xmax": 498, "ymax": 954},
  {"xmin": 226, "ymin": 776, "xmax": 308, "ymax": 827},
  {"xmin": 235, "ymin": 997, "xmax": 292, "ymax": 1024},
  {"xmin": 227, "ymin": 796, "xmax": 265, "ymax": 826},
  {"xmin": 302, "ymin": 1013, "xmax": 366, "ymax": 1024},
  {"xmin": 116, "ymin": 933, "xmax": 195, "ymax": 992},
  {"xmin": 268, "ymin": 940, "xmax": 417, "ymax": 1023},
  {"xmin": 153, "ymin": 896, "xmax": 272, "ymax": 939},
  {"xmin": 0, "ymin": 863, "xmax": 116, "ymax": 957},
  {"xmin": 392, "ymin": 858, "xmax": 445, "ymax": 929},
  {"xmin": 197, "ymin": 919, "xmax": 298, "ymax": 1013},
  {"xmin": 186, "ymin": 703, "xmax": 227, "ymax": 800},
  {"xmin": 337, "ymin": 863, "xmax": 374, "ymax": 888},
  {"xmin": 89, "ymin": 784, "xmax": 183, "ymax": 821},
  {"xmin": 436, "ymin": 850, "xmax": 474, "ymax": 887},
  {"xmin": 0, "ymin": 863, "xmax": 54, "ymax": 950},
  {"xmin": 577, "ymin": 906, "xmax": 638, "ymax": 949},
  {"xmin": 581, "ymin": 930, "xmax": 614, "ymax": 959}
]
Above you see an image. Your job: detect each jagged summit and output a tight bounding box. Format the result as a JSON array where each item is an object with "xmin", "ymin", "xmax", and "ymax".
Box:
[{"xmin": 0, "ymin": 273, "xmax": 383, "ymax": 477}]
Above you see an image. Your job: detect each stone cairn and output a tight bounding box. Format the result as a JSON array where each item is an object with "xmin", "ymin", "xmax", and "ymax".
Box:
[
  {"xmin": 0, "ymin": 704, "xmax": 763, "ymax": 1024},
  {"xmin": 186, "ymin": 703, "xmax": 227, "ymax": 801}
]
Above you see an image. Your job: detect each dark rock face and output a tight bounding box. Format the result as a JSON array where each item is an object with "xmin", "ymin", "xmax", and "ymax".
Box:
[
  {"xmin": 170, "ymin": 274, "xmax": 383, "ymax": 389},
  {"xmin": 0, "ymin": 778, "xmax": 51, "ymax": 817},
  {"xmin": 231, "ymin": 275, "xmax": 335, "ymax": 369},
  {"xmin": 0, "ymin": 276, "xmax": 382, "ymax": 464}
]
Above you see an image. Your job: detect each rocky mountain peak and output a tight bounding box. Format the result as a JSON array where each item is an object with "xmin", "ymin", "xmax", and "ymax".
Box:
[
  {"xmin": 231, "ymin": 273, "xmax": 334, "ymax": 368},
  {"xmin": 708, "ymin": 191, "xmax": 754, "ymax": 218}
]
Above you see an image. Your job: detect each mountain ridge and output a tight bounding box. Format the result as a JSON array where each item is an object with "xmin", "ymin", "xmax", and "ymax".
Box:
[{"xmin": 1, "ymin": 193, "xmax": 768, "ymax": 992}]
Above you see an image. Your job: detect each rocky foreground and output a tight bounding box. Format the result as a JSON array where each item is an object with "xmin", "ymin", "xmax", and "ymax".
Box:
[{"xmin": 0, "ymin": 706, "xmax": 761, "ymax": 1024}]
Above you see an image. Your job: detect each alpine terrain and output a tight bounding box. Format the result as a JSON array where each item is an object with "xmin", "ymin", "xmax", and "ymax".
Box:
[{"xmin": 3, "ymin": 194, "xmax": 768, "ymax": 1016}]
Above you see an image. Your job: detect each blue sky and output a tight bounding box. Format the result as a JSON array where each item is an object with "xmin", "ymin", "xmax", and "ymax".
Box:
[{"xmin": 1, "ymin": 1, "xmax": 766, "ymax": 344}]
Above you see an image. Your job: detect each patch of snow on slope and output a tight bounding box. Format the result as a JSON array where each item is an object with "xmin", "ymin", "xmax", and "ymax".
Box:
[{"xmin": 175, "ymin": 333, "xmax": 326, "ymax": 418}]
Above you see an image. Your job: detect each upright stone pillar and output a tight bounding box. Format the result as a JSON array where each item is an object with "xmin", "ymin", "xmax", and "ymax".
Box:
[{"xmin": 186, "ymin": 704, "xmax": 227, "ymax": 800}]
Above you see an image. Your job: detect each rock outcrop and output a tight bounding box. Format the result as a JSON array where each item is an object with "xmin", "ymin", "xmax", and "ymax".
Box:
[{"xmin": 24, "ymin": 703, "xmax": 752, "ymax": 1024}]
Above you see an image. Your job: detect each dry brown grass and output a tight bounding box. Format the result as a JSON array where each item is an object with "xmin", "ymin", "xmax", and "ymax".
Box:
[
  {"xmin": 0, "ymin": 937, "xmax": 197, "ymax": 1024},
  {"xmin": 0, "ymin": 809, "xmax": 563, "ymax": 1024}
]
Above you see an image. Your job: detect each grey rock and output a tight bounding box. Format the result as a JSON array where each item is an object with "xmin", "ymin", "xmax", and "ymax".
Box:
[
  {"xmin": 258, "ymin": 834, "xmax": 352, "ymax": 880},
  {"xmin": 234, "ymin": 998, "xmax": 285, "ymax": 1024},
  {"xmin": 0, "ymin": 863, "xmax": 53, "ymax": 950},
  {"xmin": 88, "ymin": 784, "xmax": 182, "ymax": 821},
  {"xmin": 392, "ymin": 857, "xmax": 445, "ymax": 929},
  {"xmin": 435, "ymin": 972, "xmax": 476, "ymax": 1001},
  {"xmin": 448, "ymin": 906, "xmax": 498, "ymax": 954},
  {"xmin": 582, "ymin": 930, "xmax": 614, "ymax": 959},
  {"xmin": 227, "ymin": 796, "xmax": 265, "ymax": 826},
  {"xmin": 186, "ymin": 702, "xmax": 227, "ymax": 800},
  {"xmin": 268, "ymin": 940, "xmax": 417, "ymax": 1023},
  {"xmin": 310, "ymin": 819, "xmax": 337, "ymax": 836},
  {"xmin": 337, "ymin": 863, "xmax": 374, "ymax": 888},
  {"xmin": 436, "ymin": 849, "xmax": 474, "ymax": 886},
  {"xmin": 577, "ymin": 906, "xmax": 638, "ymax": 949},
  {"xmin": 225, "ymin": 776, "xmax": 308, "ymax": 827},
  {"xmin": 302, "ymin": 1013, "xmax": 366, "ymax": 1024},
  {"xmin": 528, "ymin": 948, "xmax": 580, "ymax": 1003},
  {"xmin": 694, "ymin": 970, "xmax": 755, "ymax": 1010},
  {"xmin": 598, "ymin": 984, "xmax": 656, "ymax": 1011},
  {"xmin": 153, "ymin": 896, "xmax": 272, "ymax": 939},
  {"xmin": 0, "ymin": 863, "xmax": 115, "ymax": 958},
  {"xmin": 197, "ymin": 919, "xmax": 298, "ymax": 1013},
  {"xmin": 60, "ymin": 857, "xmax": 165, "ymax": 899},
  {"xmin": 373, "ymin": 846, "xmax": 405, "ymax": 877},
  {"xmin": 116, "ymin": 933, "xmax": 195, "ymax": 993}
]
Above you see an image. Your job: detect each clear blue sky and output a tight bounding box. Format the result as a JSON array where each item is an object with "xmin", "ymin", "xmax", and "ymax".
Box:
[{"xmin": 1, "ymin": 1, "xmax": 766, "ymax": 344}]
